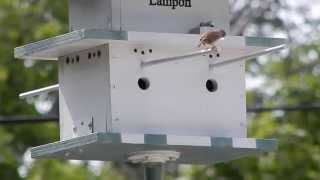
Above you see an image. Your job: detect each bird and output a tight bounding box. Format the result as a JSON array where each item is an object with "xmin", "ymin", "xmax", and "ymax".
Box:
[{"xmin": 198, "ymin": 29, "xmax": 226, "ymax": 57}]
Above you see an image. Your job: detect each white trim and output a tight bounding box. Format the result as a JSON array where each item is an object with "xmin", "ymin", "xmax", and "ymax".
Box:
[
  {"xmin": 167, "ymin": 135, "xmax": 211, "ymax": 146},
  {"xmin": 121, "ymin": 134, "xmax": 144, "ymax": 144},
  {"xmin": 232, "ymin": 138, "xmax": 257, "ymax": 148}
]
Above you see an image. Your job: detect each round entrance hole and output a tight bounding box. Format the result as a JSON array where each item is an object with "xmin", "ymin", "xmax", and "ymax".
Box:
[
  {"xmin": 138, "ymin": 78, "xmax": 150, "ymax": 90},
  {"xmin": 206, "ymin": 79, "xmax": 218, "ymax": 92}
]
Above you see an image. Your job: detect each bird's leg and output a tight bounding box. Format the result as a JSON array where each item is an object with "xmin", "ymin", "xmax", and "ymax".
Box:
[{"xmin": 210, "ymin": 45, "xmax": 220, "ymax": 57}]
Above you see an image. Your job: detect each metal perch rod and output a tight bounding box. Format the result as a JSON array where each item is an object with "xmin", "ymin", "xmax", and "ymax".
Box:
[
  {"xmin": 141, "ymin": 45, "xmax": 286, "ymax": 68},
  {"xmin": 19, "ymin": 84, "xmax": 59, "ymax": 99},
  {"xmin": 210, "ymin": 44, "xmax": 286, "ymax": 68},
  {"xmin": 141, "ymin": 48, "xmax": 214, "ymax": 67}
]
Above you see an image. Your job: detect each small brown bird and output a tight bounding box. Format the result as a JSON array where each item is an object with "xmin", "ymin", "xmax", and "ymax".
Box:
[{"xmin": 198, "ymin": 29, "xmax": 226, "ymax": 57}]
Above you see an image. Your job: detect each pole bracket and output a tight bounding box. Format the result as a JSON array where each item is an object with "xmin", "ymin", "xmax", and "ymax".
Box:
[{"xmin": 128, "ymin": 151, "xmax": 181, "ymax": 164}]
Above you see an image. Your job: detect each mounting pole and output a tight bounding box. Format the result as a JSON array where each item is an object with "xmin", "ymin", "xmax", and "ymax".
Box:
[
  {"xmin": 128, "ymin": 151, "xmax": 180, "ymax": 180},
  {"xmin": 144, "ymin": 164, "xmax": 164, "ymax": 180}
]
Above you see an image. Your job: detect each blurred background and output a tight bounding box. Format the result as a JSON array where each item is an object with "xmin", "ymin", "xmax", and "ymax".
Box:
[{"xmin": 0, "ymin": 0, "xmax": 320, "ymax": 179}]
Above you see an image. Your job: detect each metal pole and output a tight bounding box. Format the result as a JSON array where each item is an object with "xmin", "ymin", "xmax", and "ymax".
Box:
[
  {"xmin": 210, "ymin": 44, "xmax": 286, "ymax": 68},
  {"xmin": 0, "ymin": 115, "xmax": 59, "ymax": 125},
  {"xmin": 141, "ymin": 48, "xmax": 213, "ymax": 68},
  {"xmin": 141, "ymin": 44, "xmax": 286, "ymax": 68},
  {"xmin": 144, "ymin": 164, "xmax": 164, "ymax": 180}
]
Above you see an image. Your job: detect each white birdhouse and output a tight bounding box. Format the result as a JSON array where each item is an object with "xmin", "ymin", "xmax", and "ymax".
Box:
[{"xmin": 15, "ymin": 0, "xmax": 286, "ymax": 164}]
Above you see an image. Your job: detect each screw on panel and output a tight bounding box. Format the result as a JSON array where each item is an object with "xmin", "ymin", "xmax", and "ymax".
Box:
[
  {"xmin": 73, "ymin": 126, "xmax": 77, "ymax": 133},
  {"xmin": 78, "ymin": 149, "xmax": 83, "ymax": 154},
  {"xmin": 66, "ymin": 57, "xmax": 70, "ymax": 64},
  {"xmin": 71, "ymin": 57, "xmax": 75, "ymax": 64},
  {"xmin": 88, "ymin": 52, "xmax": 92, "ymax": 59},
  {"xmin": 76, "ymin": 55, "xmax": 80, "ymax": 63},
  {"xmin": 65, "ymin": 152, "xmax": 70, "ymax": 157},
  {"xmin": 141, "ymin": 50, "xmax": 145, "ymax": 55},
  {"xmin": 93, "ymin": 52, "xmax": 96, "ymax": 58},
  {"xmin": 97, "ymin": 50, "xmax": 101, "ymax": 57},
  {"xmin": 88, "ymin": 117, "xmax": 94, "ymax": 133},
  {"xmin": 134, "ymin": 48, "xmax": 138, "ymax": 53},
  {"xmin": 149, "ymin": 49, "xmax": 153, "ymax": 53}
]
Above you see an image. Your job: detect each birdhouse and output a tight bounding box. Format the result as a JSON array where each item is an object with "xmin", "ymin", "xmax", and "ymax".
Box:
[{"xmin": 15, "ymin": 0, "xmax": 286, "ymax": 164}]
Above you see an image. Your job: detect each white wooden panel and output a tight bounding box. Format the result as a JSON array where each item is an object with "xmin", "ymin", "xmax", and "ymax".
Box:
[
  {"xmin": 121, "ymin": 0, "xmax": 230, "ymax": 33},
  {"xmin": 59, "ymin": 90, "xmax": 74, "ymax": 140},
  {"xmin": 68, "ymin": 0, "xmax": 230, "ymax": 33},
  {"xmin": 111, "ymin": 0, "xmax": 121, "ymax": 31},
  {"xmin": 59, "ymin": 45, "xmax": 111, "ymax": 140},
  {"xmin": 109, "ymin": 36, "xmax": 246, "ymax": 138},
  {"xmin": 69, "ymin": 0, "xmax": 112, "ymax": 30}
]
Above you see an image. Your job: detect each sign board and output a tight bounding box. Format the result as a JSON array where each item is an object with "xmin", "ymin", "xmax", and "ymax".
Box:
[{"xmin": 69, "ymin": 0, "xmax": 231, "ymax": 33}]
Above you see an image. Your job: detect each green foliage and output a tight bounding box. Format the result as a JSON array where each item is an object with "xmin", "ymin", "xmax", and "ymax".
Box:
[
  {"xmin": 0, "ymin": 1, "xmax": 96, "ymax": 180},
  {"xmin": 27, "ymin": 160, "xmax": 93, "ymax": 180}
]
